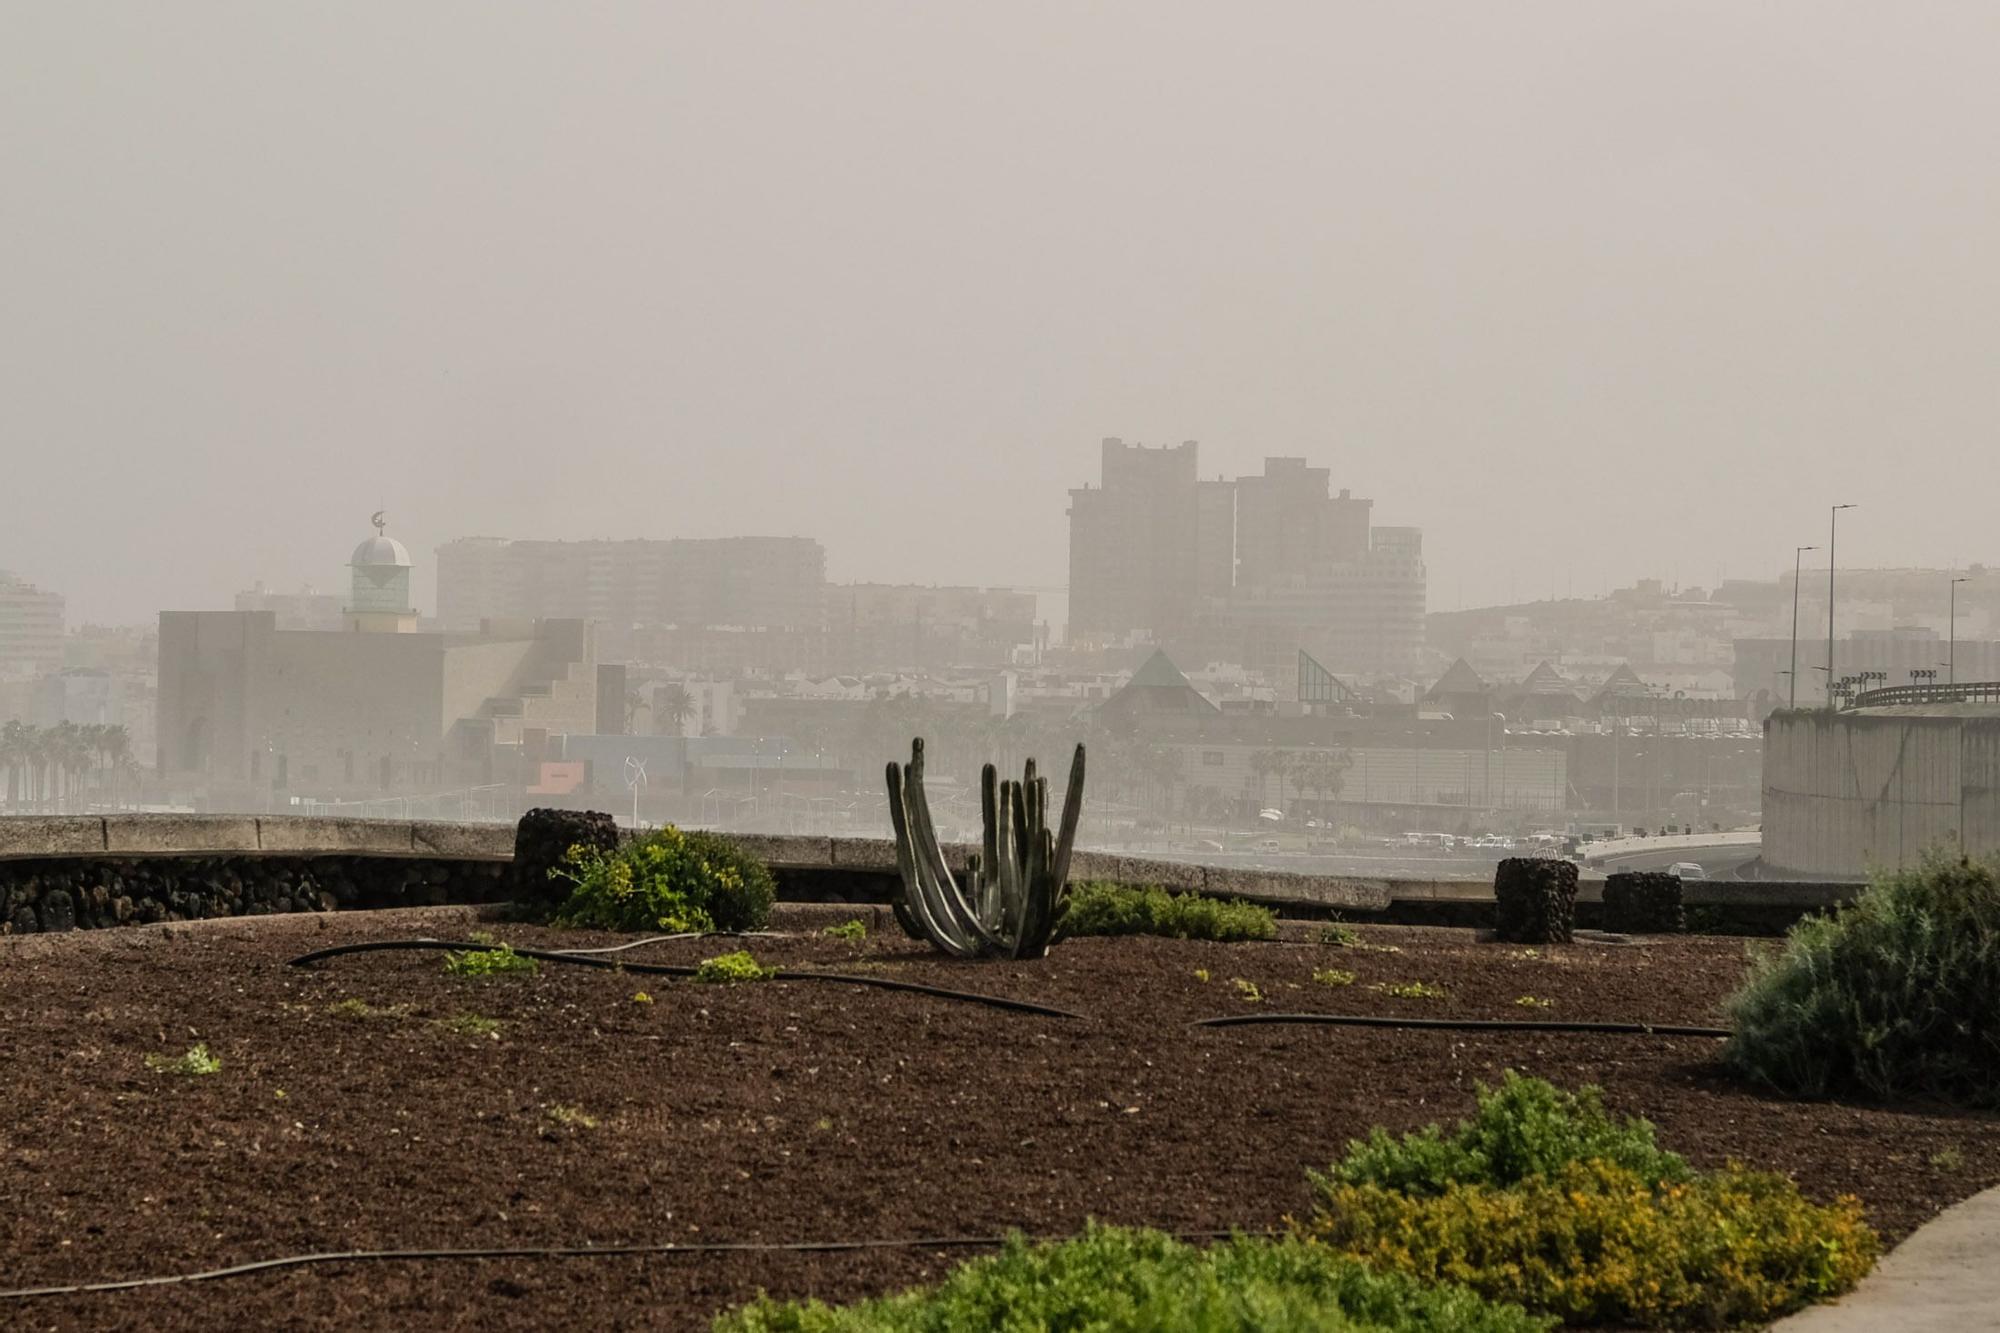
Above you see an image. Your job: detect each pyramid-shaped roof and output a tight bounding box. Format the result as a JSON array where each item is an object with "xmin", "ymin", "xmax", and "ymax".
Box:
[
  {"xmin": 1128, "ymin": 648, "xmax": 1198, "ymax": 690},
  {"xmin": 1521, "ymin": 660, "xmax": 1571, "ymax": 693},
  {"xmin": 1426, "ymin": 658, "xmax": 1489, "ymax": 699},
  {"xmin": 1597, "ymin": 662, "xmax": 1649, "ymax": 696},
  {"xmin": 1097, "ymin": 649, "xmax": 1221, "ymax": 721}
]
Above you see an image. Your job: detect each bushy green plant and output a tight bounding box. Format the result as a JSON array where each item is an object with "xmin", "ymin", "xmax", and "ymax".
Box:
[
  {"xmin": 554, "ymin": 826, "xmax": 776, "ymax": 934},
  {"xmin": 1306, "ymin": 1159, "xmax": 1875, "ymax": 1328},
  {"xmin": 1724, "ymin": 851, "xmax": 2000, "ymax": 1105},
  {"xmin": 146, "ymin": 1043, "xmax": 221, "ymax": 1076},
  {"xmin": 1323, "ymin": 1071, "xmax": 1689, "ymax": 1197},
  {"xmin": 713, "ymin": 1222, "xmax": 1551, "ymax": 1333},
  {"xmin": 443, "ymin": 943, "xmax": 539, "ymax": 977},
  {"xmin": 823, "ymin": 919, "xmax": 868, "ymax": 941},
  {"xmin": 693, "ymin": 949, "xmax": 777, "ymax": 983},
  {"xmin": 1062, "ymin": 881, "xmax": 1277, "ymax": 942}
]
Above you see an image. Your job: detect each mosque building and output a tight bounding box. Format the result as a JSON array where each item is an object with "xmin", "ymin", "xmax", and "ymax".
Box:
[{"xmin": 157, "ymin": 516, "xmax": 599, "ymax": 800}]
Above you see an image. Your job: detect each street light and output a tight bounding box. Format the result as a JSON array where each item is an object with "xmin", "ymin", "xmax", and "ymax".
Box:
[
  {"xmin": 1826, "ymin": 505, "xmax": 1856, "ymax": 706},
  {"xmin": 1789, "ymin": 544, "xmax": 1819, "ymax": 709},
  {"xmin": 1950, "ymin": 576, "xmax": 1971, "ymax": 685}
]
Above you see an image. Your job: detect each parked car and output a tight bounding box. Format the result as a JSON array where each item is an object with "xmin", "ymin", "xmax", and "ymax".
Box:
[{"xmin": 1671, "ymin": 861, "xmax": 1709, "ymax": 881}]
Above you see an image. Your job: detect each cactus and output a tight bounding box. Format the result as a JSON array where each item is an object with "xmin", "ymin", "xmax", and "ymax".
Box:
[{"xmin": 885, "ymin": 737, "xmax": 1086, "ymax": 959}]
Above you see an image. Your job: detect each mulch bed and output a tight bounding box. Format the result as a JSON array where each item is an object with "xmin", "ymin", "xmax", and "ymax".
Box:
[{"xmin": 3, "ymin": 912, "xmax": 1997, "ymax": 1331}]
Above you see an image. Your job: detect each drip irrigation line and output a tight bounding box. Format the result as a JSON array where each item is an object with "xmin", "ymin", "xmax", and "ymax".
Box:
[
  {"xmin": 1192, "ymin": 1012, "xmax": 1732, "ymax": 1037},
  {"xmin": 551, "ymin": 931, "xmax": 779, "ymax": 956},
  {"xmin": 288, "ymin": 939, "xmax": 1084, "ymax": 1020},
  {"xmin": 0, "ymin": 1228, "xmax": 1278, "ymax": 1301}
]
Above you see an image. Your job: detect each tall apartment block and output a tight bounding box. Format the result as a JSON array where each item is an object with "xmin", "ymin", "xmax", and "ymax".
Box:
[
  {"xmin": 1066, "ymin": 443, "xmax": 1426, "ymax": 676},
  {"xmin": 0, "ymin": 571, "xmax": 65, "ymax": 680}
]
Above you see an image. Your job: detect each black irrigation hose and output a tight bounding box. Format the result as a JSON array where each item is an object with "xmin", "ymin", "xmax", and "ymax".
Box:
[
  {"xmin": 1193, "ymin": 1012, "xmax": 1733, "ymax": 1037},
  {"xmin": 288, "ymin": 939, "xmax": 1085, "ymax": 1020},
  {"xmin": 0, "ymin": 1229, "xmax": 1278, "ymax": 1301},
  {"xmin": 551, "ymin": 931, "xmax": 778, "ymax": 956}
]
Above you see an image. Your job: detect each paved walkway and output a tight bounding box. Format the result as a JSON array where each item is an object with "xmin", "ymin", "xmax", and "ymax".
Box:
[{"xmin": 1774, "ymin": 1183, "xmax": 2000, "ymax": 1330}]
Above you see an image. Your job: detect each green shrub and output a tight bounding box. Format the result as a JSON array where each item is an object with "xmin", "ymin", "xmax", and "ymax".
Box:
[
  {"xmin": 1304, "ymin": 1074, "xmax": 1874, "ymax": 1326},
  {"xmin": 1724, "ymin": 852, "xmax": 2000, "ymax": 1105},
  {"xmin": 1323, "ymin": 1071, "xmax": 1689, "ymax": 1197},
  {"xmin": 554, "ymin": 825, "xmax": 776, "ymax": 934},
  {"xmin": 1062, "ymin": 881, "xmax": 1277, "ymax": 942},
  {"xmin": 713, "ymin": 1222, "xmax": 1551, "ymax": 1333},
  {"xmin": 1305, "ymin": 1159, "xmax": 1875, "ymax": 1328},
  {"xmin": 693, "ymin": 949, "xmax": 777, "ymax": 983},
  {"xmin": 443, "ymin": 943, "xmax": 538, "ymax": 977}
]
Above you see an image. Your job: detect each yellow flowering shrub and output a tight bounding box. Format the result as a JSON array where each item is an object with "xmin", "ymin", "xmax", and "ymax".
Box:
[{"xmin": 1303, "ymin": 1158, "xmax": 1876, "ymax": 1328}]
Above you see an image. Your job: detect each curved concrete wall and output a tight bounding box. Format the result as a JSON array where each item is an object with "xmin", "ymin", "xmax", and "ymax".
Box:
[
  {"xmin": 1764, "ymin": 711, "xmax": 2000, "ymax": 878},
  {"xmin": 1, "ymin": 814, "xmax": 1852, "ymax": 935}
]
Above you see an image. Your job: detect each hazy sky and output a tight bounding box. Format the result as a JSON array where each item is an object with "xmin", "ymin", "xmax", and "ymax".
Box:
[{"xmin": 6, "ymin": 3, "xmax": 1999, "ymax": 627}]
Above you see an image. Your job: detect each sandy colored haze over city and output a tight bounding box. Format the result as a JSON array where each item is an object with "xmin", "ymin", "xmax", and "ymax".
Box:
[{"xmin": 5, "ymin": 2, "xmax": 1998, "ymax": 625}]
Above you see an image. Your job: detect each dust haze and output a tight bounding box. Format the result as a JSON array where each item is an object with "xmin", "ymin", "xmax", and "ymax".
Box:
[{"xmin": 6, "ymin": 3, "xmax": 1999, "ymax": 622}]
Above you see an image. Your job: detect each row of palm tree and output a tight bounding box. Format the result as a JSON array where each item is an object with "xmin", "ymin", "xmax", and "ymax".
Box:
[
  {"xmin": 0, "ymin": 720, "xmax": 134, "ymax": 813},
  {"xmin": 1249, "ymin": 747, "xmax": 1354, "ymax": 815}
]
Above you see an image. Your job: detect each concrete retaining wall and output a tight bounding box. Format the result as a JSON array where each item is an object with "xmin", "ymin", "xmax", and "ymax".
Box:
[{"xmin": 1764, "ymin": 711, "xmax": 2000, "ymax": 878}]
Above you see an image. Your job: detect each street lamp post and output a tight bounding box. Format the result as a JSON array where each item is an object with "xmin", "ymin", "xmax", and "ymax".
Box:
[
  {"xmin": 1790, "ymin": 544, "xmax": 1819, "ymax": 709},
  {"xmin": 1950, "ymin": 577, "xmax": 1971, "ymax": 685},
  {"xmin": 1826, "ymin": 505, "xmax": 1856, "ymax": 707}
]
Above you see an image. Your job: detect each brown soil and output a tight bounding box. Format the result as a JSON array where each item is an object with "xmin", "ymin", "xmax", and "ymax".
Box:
[{"xmin": 2, "ymin": 914, "xmax": 1997, "ymax": 1331}]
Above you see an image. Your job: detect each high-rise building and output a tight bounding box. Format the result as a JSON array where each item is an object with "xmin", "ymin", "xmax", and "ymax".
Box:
[
  {"xmin": 435, "ymin": 536, "xmax": 827, "ymax": 651},
  {"xmin": 1068, "ymin": 438, "xmax": 1220, "ymax": 641},
  {"xmin": 1065, "ymin": 443, "xmax": 1426, "ymax": 677},
  {"xmin": 1233, "ymin": 458, "xmax": 1371, "ymax": 588},
  {"xmin": 0, "ymin": 572, "xmax": 64, "ymax": 680}
]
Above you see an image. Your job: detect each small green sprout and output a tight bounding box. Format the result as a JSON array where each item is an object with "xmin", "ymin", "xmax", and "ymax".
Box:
[
  {"xmin": 693, "ymin": 950, "xmax": 777, "ymax": 983},
  {"xmin": 1231, "ymin": 978, "xmax": 1263, "ymax": 1004},
  {"xmin": 1312, "ymin": 968, "xmax": 1356, "ymax": 987},
  {"xmin": 1373, "ymin": 981, "xmax": 1447, "ymax": 1000},
  {"xmin": 146, "ymin": 1044, "xmax": 221, "ymax": 1076},
  {"xmin": 443, "ymin": 943, "xmax": 538, "ymax": 977},
  {"xmin": 823, "ymin": 919, "xmax": 868, "ymax": 941},
  {"xmin": 438, "ymin": 1014, "xmax": 502, "ymax": 1037}
]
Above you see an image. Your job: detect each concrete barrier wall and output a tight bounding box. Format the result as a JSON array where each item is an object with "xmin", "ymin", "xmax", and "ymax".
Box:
[
  {"xmin": 1764, "ymin": 712, "xmax": 2000, "ymax": 877},
  {"xmin": 0, "ymin": 815, "xmax": 515, "ymax": 863},
  {"xmin": 2, "ymin": 815, "xmax": 1854, "ymax": 935}
]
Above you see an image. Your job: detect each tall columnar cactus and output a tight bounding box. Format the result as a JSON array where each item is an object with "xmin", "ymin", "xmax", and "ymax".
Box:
[{"xmin": 885, "ymin": 737, "xmax": 1086, "ymax": 959}]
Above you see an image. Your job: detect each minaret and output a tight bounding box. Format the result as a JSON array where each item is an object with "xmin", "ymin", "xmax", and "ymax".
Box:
[{"xmin": 347, "ymin": 511, "xmax": 418, "ymax": 633}]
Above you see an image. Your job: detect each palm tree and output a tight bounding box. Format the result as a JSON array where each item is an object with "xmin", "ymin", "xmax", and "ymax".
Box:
[
  {"xmin": 0, "ymin": 721, "xmax": 29, "ymax": 812},
  {"xmin": 657, "ymin": 684, "xmax": 697, "ymax": 737},
  {"xmin": 1249, "ymin": 749, "xmax": 1297, "ymax": 814},
  {"xmin": 1294, "ymin": 748, "xmax": 1354, "ymax": 826},
  {"xmin": 102, "ymin": 724, "xmax": 131, "ymax": 809}
]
